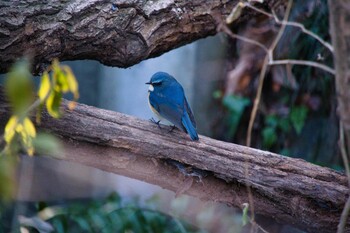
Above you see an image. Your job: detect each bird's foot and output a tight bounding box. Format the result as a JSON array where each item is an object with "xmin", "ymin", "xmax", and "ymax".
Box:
[
  {"xmin": 168, "ymin": 125, "xmax": 176, "ymax": 133},
  {"xmin": 150, "ymin": 118, "xmax": 161, "ymax": 128}
]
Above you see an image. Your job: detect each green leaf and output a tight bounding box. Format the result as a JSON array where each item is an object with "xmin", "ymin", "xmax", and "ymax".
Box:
[
  {"xmin": 56, "ymin": 69, "xmax": 70, "ymax": 92},
  {"xmin": 223, "ymin": 95, "xmax": 250, "ymax": 113},
  {"xmin": 262, "ymin": 127, "xmax": 277, "ymax": 149},
  {"xmin": 223, "ymin": 95, "xmax": 250, "ymax": 138},
  {"xmin": 278, "ymin": 117, "xmax": 291, "ymax": 133},
  {"xmin": 5, "ymin": 59, "xmax": 34, "ymax": 114},
  {"xmin": 212, "ymin": 90, "xmax": 222, "ymax": 99},
  {"xmin": 50, "ymin": 60, "xmax": 79, "ymax": 111},
  {"xmin": 290, "ymin": 106, "xmax": 308, "ymax": 134},
  {"xmin": 265, "ymin": 115, "xmax": 278, "ymax": 128},
  {"xmin": 242, "ymin": 203, "xmax": 249, "ymax": 226},
  {"xmin": 46, "ymin": 90, "xmax": 62, "ymax": 118},
  {"xmin": 33, "ymin": 133, "xmax": 61, "ymax": 157}
]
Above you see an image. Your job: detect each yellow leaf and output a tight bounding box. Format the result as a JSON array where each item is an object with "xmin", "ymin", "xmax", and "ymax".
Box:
[
  {"xmin": 46, "ymin": 90, "xmax": 62, "ymax": 118},
  {"xmin": 4, "ymin": 116, "xmax": 18, "ymax": 143},
  {"xmin": 18, "ymin": 128, "xmax": 34, "ymax": 156},
  {"xmin": 63, "ymin": 66, "xmax": 79, "ymax": 100},
  {"xmin": 27, "ymin": 147, "xmax": 34, "ymax": 156},
  {"xmin": 23, "ymin": 117, "xmax": 36, "ymax": 137},
  {"xmin": 15, "ymin": 122, "xmax": 23, "ymax": 132},
  {"xmin": 52, "ymin": 59, "xmax": 68, "ymax": 92},
  {"xmin": 56, "ymin": 70, "xmax": 69, "ymax": 92},
  {"xmin": 38, "ymin": 71, "xmax": 51, "ymax": 102},
  {"xmin": 16, "ymin": 118, "xmax": 36, "ymax": 156}
]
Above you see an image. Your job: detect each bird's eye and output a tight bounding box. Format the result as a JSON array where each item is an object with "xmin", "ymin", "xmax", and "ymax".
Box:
[{"xmin": 152, "ymin": 81, "xmax": 162, "ymax": 86}]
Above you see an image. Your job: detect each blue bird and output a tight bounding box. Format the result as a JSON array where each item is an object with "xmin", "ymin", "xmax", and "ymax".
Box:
[{"xmin": 146, "ymin": 72, "xmax": 199, "ymax": 141}]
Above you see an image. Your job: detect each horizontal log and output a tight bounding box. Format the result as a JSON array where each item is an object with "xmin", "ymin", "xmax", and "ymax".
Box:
[{"xmin": 0, "ymin": 90, "xmax": 348, "ymax": 233}]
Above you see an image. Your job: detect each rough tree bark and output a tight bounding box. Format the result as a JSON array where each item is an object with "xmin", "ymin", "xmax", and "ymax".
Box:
[
  {"xmin": 328, "ymin": 0, "xmax": 350, "ymax": 154},
  {"xmin": 0, "ymin": 0, "xmax": 285, "ymax": 74},
  {"xmin": 0, "ymin": 91, "xmax": 348, "ymax": 233},
  {"xmin": 328, "ymin": 3, "xmax": 350, "ymax": 232}
]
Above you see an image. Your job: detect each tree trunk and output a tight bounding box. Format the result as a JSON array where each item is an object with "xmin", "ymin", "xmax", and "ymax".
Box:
[
  {"xmin": 328, "ymin": 0, "xmax": 350, "ymax": 131},
  {"xmin": 0, "ymin": 0, "xmax": 286, "ymax": 74},
  {"xmin": 328, "ymin": 2, "xmax": 350, "ymax": 232},
  {"xmin": 328, "ymin": 0, "xmax": 350, "ymax": 152},
  {"xmin": 0, "ymin": 90, "xmax": 348, "ymax": 233}
]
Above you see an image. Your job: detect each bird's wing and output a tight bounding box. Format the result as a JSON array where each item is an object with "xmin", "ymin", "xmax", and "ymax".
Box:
[
  {"xmin": 184, "ymin": 98, "xmax": 196, "ymax": 128},
  {"xmin": 149, "ymin": 92, "xmax": 185, "ymax": 131}
]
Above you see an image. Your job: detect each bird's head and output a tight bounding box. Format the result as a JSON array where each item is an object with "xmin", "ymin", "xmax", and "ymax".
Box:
[{"xmin": 146, "ymin": 72, "xmax": 177, "ymax": 92}]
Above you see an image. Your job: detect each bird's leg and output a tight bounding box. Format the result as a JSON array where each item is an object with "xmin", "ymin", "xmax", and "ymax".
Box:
[
  {"xmin": 150, "ymin": 117, "xmax": 162, "ymax": 129},
  {"xmin": 168, "ymin": 125, "xmax": 176, "ymax": 133}
]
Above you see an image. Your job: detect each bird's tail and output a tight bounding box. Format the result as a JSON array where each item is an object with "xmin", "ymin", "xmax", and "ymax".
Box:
[{"xmin": 182, "ymin": 111, "xmax": 199, "ymax": 141}]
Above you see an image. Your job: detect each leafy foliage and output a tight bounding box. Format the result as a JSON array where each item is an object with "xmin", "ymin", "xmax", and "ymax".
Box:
[
  {"xmin": 15, "ymin": 193, "xmax": 204, "ymax": 233},
  {"xmin": 220, "ymin": 0, "xmax": 338, "ymax": 166},
  {"xmin": 4, "ymin": 116, "xmax": 36, "ymax": 156},
  {"xmin": 38, "ymin": 59, "xmax": 79, "ymax": 119},
  {"xmin": 2, "ymin": 58, "xmax": 78, "ymax": 157},
  {"xmin": 0, "ymin": 58, "xmax": 78, "ymax": 201}
]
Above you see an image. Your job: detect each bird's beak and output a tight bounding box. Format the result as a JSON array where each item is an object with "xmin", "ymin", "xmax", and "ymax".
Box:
[{"xmin": 145, "ymin": 81, "xmax": 151, "ymax": 85}]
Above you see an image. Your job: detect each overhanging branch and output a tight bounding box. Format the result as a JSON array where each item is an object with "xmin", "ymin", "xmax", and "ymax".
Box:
[
  {"xmin": 0, "ymin": 0, "xmax": 286, "ymax": 74},
  {"xmin": 0, "ymin": 90, "xmax": 348, "ymax": 233}
]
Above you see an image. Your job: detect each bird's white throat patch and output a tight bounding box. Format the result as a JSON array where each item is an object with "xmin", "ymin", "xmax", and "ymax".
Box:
[{"xmin": 148, "ymin": 84, "xmax": 154, "ymax": 92}]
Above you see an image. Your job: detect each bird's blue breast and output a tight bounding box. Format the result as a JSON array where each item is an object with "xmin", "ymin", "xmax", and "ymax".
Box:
[{"xmin": 148, "ymin": 83, "xmax": 185, "ymax": 130}]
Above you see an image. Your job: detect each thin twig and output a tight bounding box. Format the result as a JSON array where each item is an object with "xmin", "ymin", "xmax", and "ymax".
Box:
[
  {"xmin": 273, "ymin": 14, "xmax": 334, "ymax": 53},
  {"xmin": 245, "ymin": 2, "xmax": 293, "ymax": 229},
  {"xmin": 220, "ymin": 4, "xmax": 335, "ymax": 77},
  {"xmin": 268, "ymin": 3, "xmax": 292, "ymax": 60},
  {"xmin": 246, "ymin": 0, "xmax": 293, "ymax": 147},
  {"xmin": 218, "ymin": 23, "xmax": 269, "ymax": 53},
  {"xmin": 250, "ymin": 219, "xmax": 270, "ymax": 233},
  {"xmin": 337, "ymin": 122, "xmax": 350, "ymax": 233},
  {"xmin": 269, "ymin": 59, "xmax": 335, "ymax": 75},
  {"xmin": 244, "ymin": 3, "xmax": 273, "ymax": 18},
  {"xmin": 244, "ymin": 2, "xmax": 334, "ymax": 53},
  {"xmin": 246, "ymin": 55, "xmax": 268, "ymax": 147}
]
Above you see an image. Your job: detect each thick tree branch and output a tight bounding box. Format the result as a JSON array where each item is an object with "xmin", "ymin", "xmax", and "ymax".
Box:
[
  {"xmin": 0, "ymin": 0, "xmax": 286, "ymax": 74},
  {"xmin": 0, "ymin": 91, "xmax": 348, "ymax": 233}
]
